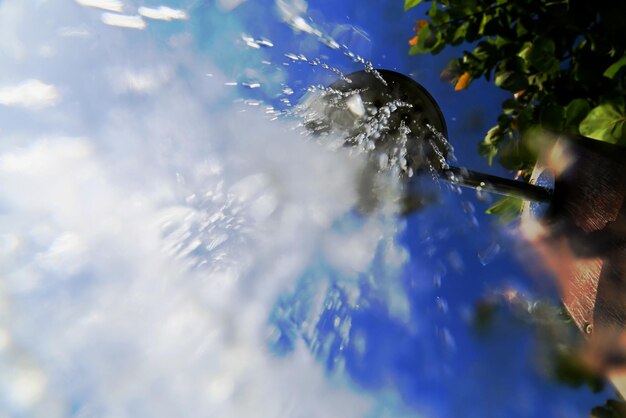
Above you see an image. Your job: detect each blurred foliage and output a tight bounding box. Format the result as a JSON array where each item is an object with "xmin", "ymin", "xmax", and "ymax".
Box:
[
  {"xmin": 592, "ymin": 399, "xmax": 626, "ymax": 418},
  {"xmin": 404, "ymin": 0, "xmax": 626, "ymax": 175},
  {"xmin": 470, "ymin": 291, "xmax": 607, "ymax": 397},
  {"xmin": 484, "ymin": 195, "xmax": 523, "ymax": 223},
  {"xmin": 552, "ymin": 350, "xmax": 605, "ymax": 393}
]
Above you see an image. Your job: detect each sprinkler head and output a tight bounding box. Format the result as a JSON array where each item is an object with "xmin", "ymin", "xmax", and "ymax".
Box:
[
  {"xmin": 299, "ymin": 69, "xmax": 450, "ymax": 176},
  {"xmin": 299, "ymin": 69, "xmax": 552, "ymax": 211}
]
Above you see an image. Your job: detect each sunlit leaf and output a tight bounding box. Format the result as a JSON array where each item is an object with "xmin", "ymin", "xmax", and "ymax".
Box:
[
  {"xmin": 519, "ymin": 38, "xmax": 559, "ymax": 73},
  {"xmin": 485, "ymin": 196, "xmax": 523, "ymax": 223},
  {"xmin": 579, "ymin": 98, "xmax": 626, "ymax": 144},
  {"xmin": 478, "ymin": 13, "xmax": 489, "ymax": 35},
  {"xmin": 603, "ymin": 55, "xmax": 626, "ymax": 79},
  {"xmin": 478, "ymin": 141, "xmax": 498, "ymax": 165},
  {"xmin": 479, "ymin": 125, "xmax": 504, "ymax": 165},
  {"xmin": 404, "ymin": 0, "xmax": 423, "ymax": 11},
  {"xmin": 494, "ymin": 71, "xmax": 528, "ymax": 92},
  {"xmin": 564, "ymin": 99, "xmax": 590, "ymax": 132},
  {"xmin": 449, "ymin": 22, "xmax": 468, "ymax": 45},
  {"xmin": 403, "ymin": 0, "xmax": 626, "ymax": 177}
]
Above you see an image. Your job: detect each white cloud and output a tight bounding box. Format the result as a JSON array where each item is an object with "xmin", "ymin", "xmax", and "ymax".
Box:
[
  {"xmin": 0, "ymin": 80, "xmax": 60, "ymax": 109},
  {"xmin": 57, "ymin": 25, "xmax": 92, "ymax": 38},
  {"xmin": 217, "ymin": 0, "xmax": 247, "ymax": 12},
  {"xmin": 138, "ymin": 6, "xmax": 188, "ymax": 21},
  {"xmin": 101, "ymin": 12, "xmax": 146, "ymax": 30},
  {"xmin": 75, "ymin": 0, "xmax": 123, "ymax": 12},
  {"xmin": 107, "ymin": 66, "xmax": 173, "ymax": 93}
]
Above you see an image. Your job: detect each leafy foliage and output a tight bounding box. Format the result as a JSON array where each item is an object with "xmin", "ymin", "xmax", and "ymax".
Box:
[
  {"xmin": 405, "ymin": 0, "xmax": 626, "ymax": 173},
  {"xmin": 470, "ymin": 291, "xmax": 607, "ymax": 392},
  {"xmin": 552, "ymin": 350, "xmax": 605, "ymax": 393},
  {"xmin": 591, "ymin": 399, "xmax": 626, "ymax": 418}
]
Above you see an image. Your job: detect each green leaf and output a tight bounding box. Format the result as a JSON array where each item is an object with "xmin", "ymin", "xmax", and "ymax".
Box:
[
  {"xmin": 564, "ymin": 99, "xmax": 590, "ymax": 132},
  {"xmin": 494, "ymin": 71, "xmax": 528, "ymax": 92},
  {"xmin": 519, "ymin": 38, "xmax": 559, "ymax": 73},
  {"xmin": 478, "ymin": 142, "xmax": 498, "ymax": 165},
  {"xmin": 473, "ymin": 41, "xmax": 496, "ymax": 61},
  {"xmin": 603, "ymin": 55, "xmax": 626, "ymax": 79},
  {"xmin": 497, "ymin": 113, "xmax": 512, "ymax": 128},
  {"xmin": 449, "ymin": 22, "xmax": 468, "ymax": 45},
  {"xmin": 527, "ymin": 73, "xmax": 548, "ymax": 89},
  {"xmin": 494, "ymin": 35, "xmax": 508, "ymax": 48},
  {"xmin": 591, "ymin": 399, "xmax": 626, "ymax": 418},
  {"xmin": 404, "ymin": 0, "xmax": 423, "ymax": 11},
  {"xmin": 498, "ymin": 139, "xmax": 535, "ymax": 170},
  {"xmin": 428, "ymin": 0, "xmax": 438, "ymax": 19},
  {"xmin": 485, "ymin": 125, "xmax": 503, "ymax": 143},
  {"xmin": 540, "ymin": 103, "xmax": 565, "ymax": 131},
  {"xmin": 514, "ymin": 21, "xmax": 527, "ymax": 37},
  {"xmin": 517, "ymin": 107, "xmax": 535, "ymax": 133},
  {"xmin": 502, "ymin": 98, "xmax": 520, "ymax": 114},
  {"xmin": 409, "ymin": 44, "xmax": 426, "ymax": 55},
  {"xmin": 483, "ymin": 10, "xmax": 508, "ymax": 37},
  {"xmin": 478, "ymin": 13, "xmax": 489, "ymax": 35},
  {"xmin": 479, "ymin": 125, "xmax": 504, "ymax": 165},
  {"xmin": 486, "ymin": 196, "xmax": 523, "ymax": 223},
  {"xmin": 465, "ymin": 16, "xmax": 481, "ymax": 42},
  {"xmin": 579, "ymin": 98, "xmax": 626, "ymax": 144},
  {"xmin": 429, "ymin": 2, "xmax": 450, "ymax": 25},
  {"xmin": 553, "ymin": 350, "xmax": 605, "ymax": 393}
]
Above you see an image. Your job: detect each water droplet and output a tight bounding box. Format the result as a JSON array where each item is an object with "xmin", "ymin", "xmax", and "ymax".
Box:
[
  {"xmin": 433, "ymin": 274, "xmax": 442, "ymax": 288},
  {"xmin": 436, "ymin": 297, "xmax": 448, "ymax": 314},
  {"xmin": 439, "ymin": 327, "xmax": 455, "ymax": 351},
  {"xmin": 447, "ymin": 251, "xmax": 464, "ymax": 272},
  {"xmin": 475, "ymin": 187, "xmax": 492, "ymax": 203},
  {"xmin": 241, "ymin": 81, "xmax": 261, "ymax": 89},
  {"xmin": 258, "ymin": 38, "xmax": 274, "ymax": 47},
  {"xmin": 378, "ymin": 153, "xmax": 388, "ymax": 170},
  {"xmin": 478, "ymin": 242, "xmax": 500, "ymax": 266},
  {"xmin": 461, "ymin": 201, "xmax": 475, "ymax": 214}
]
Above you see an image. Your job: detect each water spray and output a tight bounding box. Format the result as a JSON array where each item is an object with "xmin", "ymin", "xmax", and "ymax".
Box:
[{"xmin": 301, "ymin": 69, "xmax": 553, "ymax": 210}]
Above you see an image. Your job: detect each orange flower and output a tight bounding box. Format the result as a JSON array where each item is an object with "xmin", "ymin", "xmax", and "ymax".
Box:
[
  {"xmin": 409, "ymin": 20, "xmax": 428, "ymax": 46},
  {"xmin": 454, "ymin": 72, "xmax": 471, "ymax": 91},
  {"xmin": 415, "ymin": 20, "xmax": 429, "ymax": 32}
]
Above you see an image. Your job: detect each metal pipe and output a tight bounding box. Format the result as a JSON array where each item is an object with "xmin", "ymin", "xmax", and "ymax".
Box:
[{"xmin": 441, "ymin": 166, "xmax": 552, "ymax": 203}]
